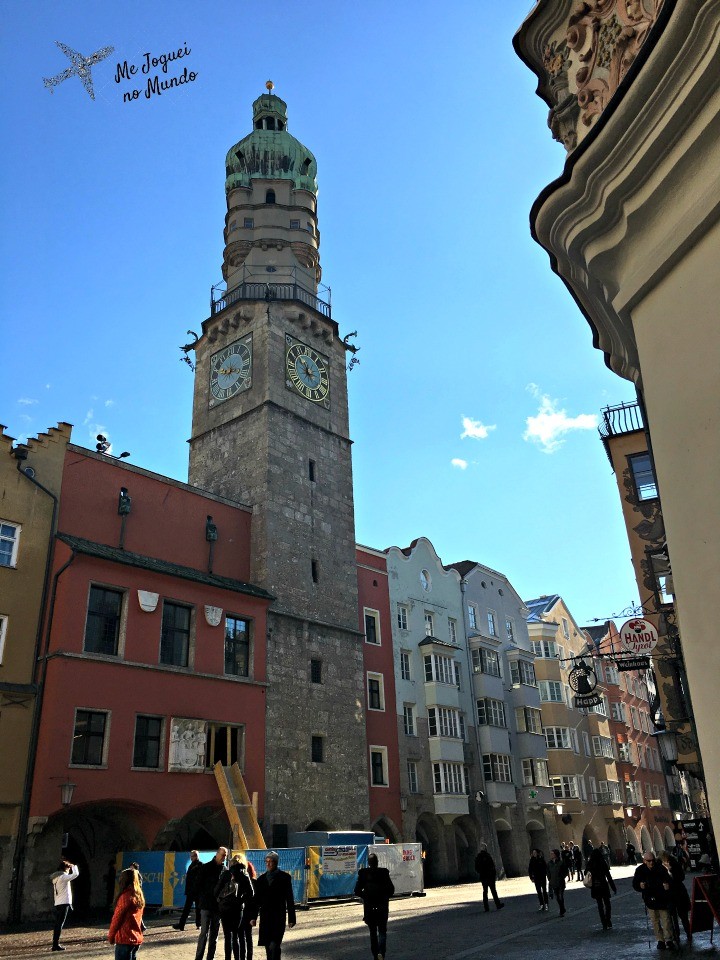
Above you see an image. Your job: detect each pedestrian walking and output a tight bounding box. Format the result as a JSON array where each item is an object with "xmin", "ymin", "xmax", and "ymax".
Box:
[
  {"xmin": 547, "ymin": 850, "xmax": 568, "ymax": 917},
  {"xmin": 660, "ymin": 851, "xmax": 691, "ymax": 946},
  {"xmin": 195, "ymin": 847, "xmax": 229, "ymax": 960},
  {"xmin": 250, "ymin": 851, "xmax": 296, "ymax": 960},
  {"xmin": 355, "ymin": 851, "xmax": 395, "ymax": 960},
  {"xmin": 50, "ymin": 859, "xmax": 79, "ymax": 952},
  {"xmin": 107, "ymin": 868, "xmax": 145, "ymax": 960},
  {"xmin": 626, "ymin": 841, "xmax": 637, "ymax": 865},
  {"xmin": 560, "ymin": 843, "xmax": 574, "ymax": 882},
  {"xmin": 238, "ymin": 860, "xmax": 257, "ymax": 960},
  {"xmin": 586, "ymin": 847, "xmax": 616, "ymax": 930},
  {"xmin": 474, "ymin": 843, "xmax": 504, "ymax": 912},
  {"xmin": 599, "ymin": 842, "xmax": 611, "ymax": 866},
  {"xmin": 174, "ymin": 850, "xmax": 204, "ymax": 931},
  {"xmin": 572, "ymin": 844, "xmax": 584, "ymax": 881},
  {"xmin": 528, "ymin": 848, "xmax": 549, "ymax": 911},
  {"xmin": 215, "ymin": 855, "xmax": 255, "ymax": 960},
  {"xmin": 632, "ymin": 850, "xmax": 676, "ymax": 951}
]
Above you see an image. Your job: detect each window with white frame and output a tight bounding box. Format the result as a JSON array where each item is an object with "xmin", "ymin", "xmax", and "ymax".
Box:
[
  {"xmin": 617, "ymin": 740, "xmax": 632, "ymax": 762},
  {"xmin": 605, "ymin": 663, "xmax": 620, "ymax": 685},
  {"xmin": 647, "ymin": 748, "xmax": 655, "ymax": 770},
  {"xmin": 629, "ymin": 452, "xmax": 658, "ymax": 501},
  {"xmin": 0, "ymin": 521, "xmax": 20, "ymax": 568},
  {"xmin": 551, "ymin": 775, "xmax": 581, "ymax": 799},
  {"xmin": 640, "ymin": 711, "xmax": 650, "ymax": 734},
  {"xmin": 626, "ymin": 780, "xmax": 643, "ymax": 804},
  {"xmin": 516, "ymin": 706, "xmax": 543, "ymax": 735},
  {"xmin": 424, "ymin": 653, "xmax": 456, "ymax": 684},
  {"xmin": 583, "ymin": 731, "xmax": 591, "ymax": 756},
  {"xmin": 630, "ymin": 706, "xmax": 639, "ymax": 729},
  {"xmin": 424, "ymin": 612, "xmax": 434, "ymax": 636},
  {"xmin": 476, "ymin": 698, "xmax": 507, "ymax": 728},
  {"xmin": 637, "ymin": 744, "xmax": 645, "ymax": 767},
  {"xmin": 522, "ymin": 758, "xmax": 550, "ymax": 787},
  {"xmin": 531, "ymin": 640, "xmax": 559, "ymax": 659},
  {"xmin": 71, "ymin": 708, "xmax": 109, "ymax": 766},
  {"xmin": 487, "ymin": 611, "xmax": 498, "ymax": 636},
  {"xmin": 367, "ymin": 673, "xmax": 385, "ymax": 710},
  {"xmin": 428, "ymin": 707, "xmax": 464, "ymax": 739},
  {"xmin": 397, "ymin": 605, "xmax": 408, "ymax": 631},
  {"xmin": 400, "ymin": 650, "xmax": 411, "ymax": 681},
  {"xmin": 510, "ymin": 659, "xmax": 536, "ymax": 686},
  {"xmin": 364, "ymin": 609, "xmax": 381, "ymax": 645},
  {"xmin": 482, "ymin": 753, "xmax": 512, "ymax": 783},
  {"xmin": 468, "ymin": 604, "xmax": 478, "ymax": 630},
  {"xmin": 454, "ymin": 661, "xmax": 462, "ymax": 690},
  {"xmin": 545, "ymin": 727, "xmax": 573, "ymax": 750},
  {"xmin": 370, "ymin": 746, "xmax": 388, "ymax": 786},
  {"xmin": 433, "ymin": 761, "xmax": 468, "ymax": 794},
  {"xmin": 610, "ymin": 701, "xmax": 627, "ymax": 723},
  {"xmin": 0, "ymin": 614, "xmax": 7, "ymax": 664},
  {"xmin": 407, "ymin": 760, "xmax": 419, "ymax": 793},
  {"xmin": 562, "ymin": 617, "xmax": 570, "ymax": 639},
  {"xmin": 471, "ymin": 647, "xmax": 501, "ymax": 677},
  {"xmin": 403, "ymin": 704, "xmax": 416, "ymax": 737},
  {"xmin": 592, "ymin": 735, "xmax": 615, "ymax": 759},
  {"xmin": 594, "ymin": 780, "xmax": 621, "ymax": 803},
  {"xmin": 448, "ymin": 618, "xmax": 458, "ymax": 643},
  {"xmin": 538, "ymin": 680, "xmax": 563, "ymax": 702},
  {"xmin": 506, "ymin": 618, "xmax": 515, "ymax": 642},
  {"xmin": 587, "ymin": 696, "xmax": 608, "ymax": 717}
]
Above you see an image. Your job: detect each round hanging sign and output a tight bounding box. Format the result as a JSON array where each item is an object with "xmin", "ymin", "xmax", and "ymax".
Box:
[{"xmin": 619, "ymin": 617, "xmax": 659, "ymax": 655}]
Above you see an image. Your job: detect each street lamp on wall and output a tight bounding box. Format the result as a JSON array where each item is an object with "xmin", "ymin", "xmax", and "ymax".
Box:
[
  {"xmin": 60, "ymin": 781, "xmax": 76, "ymax": 807},
  {"xmin": 555, "ymin": 802, "xmax": 564, "ymax": 816},
  {"xmin": 652, "ymin": 727, "xmax": 679, "ymax": 765}
]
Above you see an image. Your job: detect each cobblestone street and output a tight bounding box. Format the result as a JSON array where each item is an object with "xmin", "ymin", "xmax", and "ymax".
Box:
[{"xmin": 2, "ymin": 867, "xmax": 715, "ymax": 959}]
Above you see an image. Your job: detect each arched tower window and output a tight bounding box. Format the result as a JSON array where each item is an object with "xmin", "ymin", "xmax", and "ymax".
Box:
[
  {"xmin": 265, "ymin": 117, "xmax": 276, "ymax": 130},
  {"xmin": 255, "ymin": 120, "xmax": 262, "ymax": 130},
  {"xmin": 266, "ymin": 189, "xmax": 276, "ymax": 204}
]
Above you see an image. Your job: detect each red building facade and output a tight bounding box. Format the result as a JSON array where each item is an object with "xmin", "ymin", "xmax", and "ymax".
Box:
[
  {"xmin": 22, "ymin": 445, "xmax": 271, "ymax": 916},
  {"xmin": 356, "ymin": 546, "xmax": 402, "ymax": 840}
]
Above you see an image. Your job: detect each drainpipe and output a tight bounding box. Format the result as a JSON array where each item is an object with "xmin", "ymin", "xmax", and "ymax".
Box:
[
  {"xmin": 8, "ymin": 450, "xmax": 75, "ymax": 923},
  {"xmin": 459, "ymin": 577, "xmax": 503, "ymax": 873}
]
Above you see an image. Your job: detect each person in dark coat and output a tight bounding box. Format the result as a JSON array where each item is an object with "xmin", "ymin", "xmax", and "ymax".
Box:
[
  {"xmin": 174, "ymin": 850, "xmax": 204, "ymax": 931},
  {"xmin": 528, "ymin": 849, "xmax": 549, "ymax": 911},
  {"xmin": 214, "ymin": 855, "xmax": 254, "ymax": 960},
  {"xmin": 661, "ymin": 851, "xmax": 691, "ymax": 945},
  {"xmin": 250, "ymin": 851, "xmax": 296, "ymax": 960},
  {"xmin": 633, "ymin": 851, "xmax": 675, "ymax": 950},
  {"xmin": 587, "ymin": 848, "xmax": 616, "ymax": 930},
  {"xmin": 572, "ymin": 844, "xmax": 584, "ymax": 881},
  {"xmin": 626, "ymin": 841, "xmax": 637, "ymax": 865},
  {"xmin": 547, "ymin": 849, "xmax": 568, "ymax": 917},
  {"xmin": 237, "ymin": 860, "xmax": 257, "ymax": 960},
  {"xmin": 195, "ymin": 847, "xmax": 228, "ymax": 960},
  {"xmin": 474, "ymin": 843, "xmax": 504, "ymax": 912},
  {"xmin": 560, "ymin": 843, "xmax": 574, "ymax": 881},
  {"xmin": 354, "ymin": 851, "xmax": 395, "ymax": 960}
]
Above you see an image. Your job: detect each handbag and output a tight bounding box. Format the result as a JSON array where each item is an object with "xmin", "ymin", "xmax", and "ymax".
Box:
[{"xmin": 583, "ymin": 871, "xmax": 593, "ymax": 888}]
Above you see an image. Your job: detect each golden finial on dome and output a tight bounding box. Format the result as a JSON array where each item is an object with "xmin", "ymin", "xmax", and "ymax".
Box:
[{"xmin": 265, "ymin": 80, "xmax": 274, "ymax": 93}]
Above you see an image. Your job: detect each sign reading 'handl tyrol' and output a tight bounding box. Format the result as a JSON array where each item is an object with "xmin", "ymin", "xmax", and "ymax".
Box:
[{"xmin": 619, "ymin": 617, "xmax": 659, "ymax": 655}]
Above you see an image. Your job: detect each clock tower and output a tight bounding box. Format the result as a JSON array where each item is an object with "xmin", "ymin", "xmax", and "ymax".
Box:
[{"xmin": 188, "ymin": 85, "xmax": 368, "ymax": 838}]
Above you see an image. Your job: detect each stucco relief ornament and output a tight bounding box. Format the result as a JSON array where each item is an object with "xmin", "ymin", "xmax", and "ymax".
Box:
[
  {"xmin": 204, "ymin": 605, "xmax": 223, "ymax": 627},
  {"xmin": 137, "ymin": 590, "xmax": 159, "ymax": 613},
  {"xmin": 564, "ymin": 0, "xmax": 664, "ymax": 137}
]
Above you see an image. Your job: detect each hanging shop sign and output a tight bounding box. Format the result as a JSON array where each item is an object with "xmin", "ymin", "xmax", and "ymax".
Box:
[
  {"xmin": 574, "ymin": 693, "xmax": 603, "ymax": 709},
  {"xmin": 568, "ymin": 659, "xmax": 598, "ymax": 695},
  {"xmin": 619, "ymin": 617, "xmax": 659, "ymax": 655},
  {"xmin": 616, "ymin": 655, "xmax": 651, "ymax": 671}
]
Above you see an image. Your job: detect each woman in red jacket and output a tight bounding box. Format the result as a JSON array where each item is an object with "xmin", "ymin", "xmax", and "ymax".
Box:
[{"xmin": 108, "ymin": 868, "xmax": 145, "ymax": 960}]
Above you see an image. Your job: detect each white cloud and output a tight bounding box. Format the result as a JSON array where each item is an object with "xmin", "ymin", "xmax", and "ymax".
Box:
[
  {"xmin": 524, "ymin": 386, "xmax": 598, "ymax": 453},
  {"xmin": 451, "ymin": 458, "xmax": 468, "ymax": 470},
  {"xmin": 45, "ymin": 384, "xmax": 51, "ymax": 389},
  {"xmin": 17, "ymin": 398, "xmax": 38, "ymax": 406},
  {"xmin": 460, "ymin": 416, "xmax": 496, "ymax": 440},
  {"xmin": 105, "ymin": 399, "xmax": 115, "ymax": 407},
  {"xmin": 83, "ymin": 408, "xmax": 94, "ymax": 425}
]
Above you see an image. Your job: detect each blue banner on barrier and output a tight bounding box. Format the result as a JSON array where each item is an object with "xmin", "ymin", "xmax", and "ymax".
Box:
[{"xmin": 244, "ymin": 848, "xmax": 306, "ymax": 905}]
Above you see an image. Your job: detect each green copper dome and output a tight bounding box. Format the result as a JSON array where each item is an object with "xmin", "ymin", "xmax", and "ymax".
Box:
[{"xmin": 225, "ymin": 91, "xmax": 318, "ymax": 194}]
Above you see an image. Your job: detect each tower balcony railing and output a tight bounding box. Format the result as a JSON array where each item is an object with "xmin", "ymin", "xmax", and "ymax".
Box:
[
  {"xmin": 598, "ymin": 400, "xmax": 645, "ymax": 440},
  {"xmin": 211, "ymin": 277, "xmax": 331, "ymax": 319}
]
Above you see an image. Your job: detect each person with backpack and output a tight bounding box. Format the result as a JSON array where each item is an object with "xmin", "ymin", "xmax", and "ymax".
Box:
[
  {"xmin": 195, "ymin": 847, "xmax": 228, "ymax": 960},
  {"xmin": 354, "ymin": 852, "xmax": 395, "ymax": 960},
  {"xmin": 214, "ymin": 855, "xmax": 254, "ymax": 960},
  {"xmin": 474, "ymin": 842, "xmax": 504, "ymax": 912}
]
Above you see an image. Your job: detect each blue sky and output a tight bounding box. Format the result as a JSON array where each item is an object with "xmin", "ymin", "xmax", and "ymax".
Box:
[{"xmin": 0, "ymin": 1, "xmax": 639, "ymax": 625}]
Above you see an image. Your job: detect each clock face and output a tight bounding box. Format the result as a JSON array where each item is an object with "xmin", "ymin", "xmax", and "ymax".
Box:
[
  {"xmin": 209, "ymin": 336, "xmax": 252, "ymax": 406},
  {"xmin": 285, "ymin": 336, "xmax": 330, "ymax": 405}
]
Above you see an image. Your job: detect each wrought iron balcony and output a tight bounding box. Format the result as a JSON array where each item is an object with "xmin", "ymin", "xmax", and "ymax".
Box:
[
  {"xmin": 599, "ymin": 400, "xmax": 645, "ymax": 439},
  {"xmin": 211, "ymin": 277, "xmax": 331, "ymax": 318}
]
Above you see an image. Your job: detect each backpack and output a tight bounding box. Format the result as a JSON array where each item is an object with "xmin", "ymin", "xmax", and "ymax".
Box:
[{"xmin": 217, "ymin": 877, "xmax": 238, "ymax": 910}]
